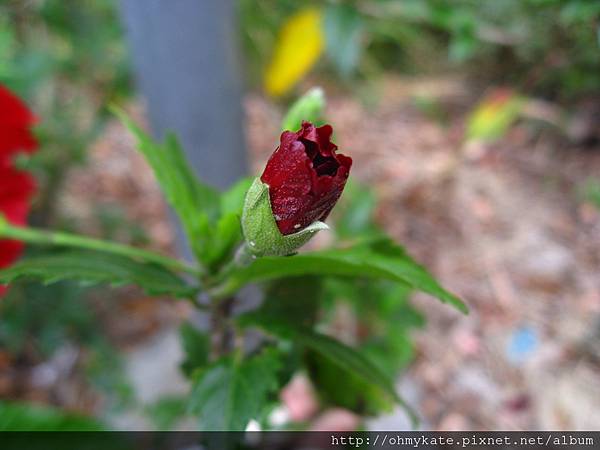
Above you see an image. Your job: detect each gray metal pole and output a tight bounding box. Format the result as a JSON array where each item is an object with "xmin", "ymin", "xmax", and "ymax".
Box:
[{"xmin": 119, "ymin": 0, "xmax": 248, "ymax": 190}]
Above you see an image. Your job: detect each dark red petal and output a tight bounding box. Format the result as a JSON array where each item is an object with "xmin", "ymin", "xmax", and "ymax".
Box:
[
  {"xmin": 261, "ymin": 121, "xmax": 352, "ymax": 235},
  {"xmin": 261, "ymin": 132, "xmax": 315, "ymax": 234}
]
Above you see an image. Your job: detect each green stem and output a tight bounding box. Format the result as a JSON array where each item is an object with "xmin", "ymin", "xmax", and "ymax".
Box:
[
  {"xmin": 206, "ymin": 243, "xmax": 254, "ymax": 300},
  {"xmin": 0, "ymin": 217, "xmax": 200, "ymax": 276}
]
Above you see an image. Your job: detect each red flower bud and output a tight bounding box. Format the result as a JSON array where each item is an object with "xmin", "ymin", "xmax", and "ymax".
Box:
[
  {"xmin": 260, "ymin": 121, "xmax": 352, "ymax": 235},
  {"xmin": 0, "ymin": 85, "xmax": 37, "ymax": 296}
]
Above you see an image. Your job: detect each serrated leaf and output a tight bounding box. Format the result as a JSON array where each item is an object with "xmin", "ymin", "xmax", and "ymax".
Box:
[
  {"xmin": 0, "ymin": 401, "xmax": 105, "ymax": 431},
  {"xmin": 239, "ymin": 314, "xmax": 417, "ymax": 425},
  {"xmin": 218, "ymin": 237, "xmax": 467, "ymax": 313},
  {"xmin": 188, "ymin": 348, "xmax": 283, "ymax": 431},
  {"xmin": 113, "ymin": 109, "xmax": 221, "ymax": 264},
  {"xmin": 0, "ymin": 251, "xmax": 198, "ymax": 299}
]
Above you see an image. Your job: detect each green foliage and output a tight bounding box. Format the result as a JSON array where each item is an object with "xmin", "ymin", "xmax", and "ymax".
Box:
[
  {"xmin": 0, "ymin": 401, "xmax": 105, "ymax": 431},
  {"xmin": 0, "ymin": 250, "xmax": 198, "ymax": 299},
  {"xmin": 0, "ymin": 280, "xmax": 133, "ymax": 410},
  {"xmin": 239, "ymin": 0, "xmax": 600, "ymax": 98},
  {"xmin": 330, "ymin": 179, "xmax": 380, "ymax": 239},
  {"xmin": 281, "ymin": 87, "xmax": 325, "ymax": 131},
  {"xmin": 581, "ymin": 180, "xmax": 600, "ymax": 210},
  {"xmin": 189, "ymin": 348, "xmax": 284, "ymax": 431},
  {"xmin": 0, "ymin": 89, "xmax": 465, "ymax": 431},
  {"xmin": 0, "ymin": 0, "xmax": 130, "ymax": 224},
  {"xmin": 305, "ymin": 351, "xmax": 394, "ymax": 416},
  {"xmin": 239, "ymin": 312, "xmax": 416, "ymax": 425},
  {"xmin": 113, "ymin": 113, "xmax": 256, "ymax": 272},
  {"xmin": 179, "ymin": 323, "xmax": 211, "ymax": 378},
  {"xmin": 113, "ymin": 110, "xmax": 221, "ymax": 266},
  {"xmin": 217, "ymin": 237, "xmax": 466, "ymax": 313},
  {"xmin": 324, "ymin": 4, "xmax": 365, "ymax": 78},
  {"xmin": 145, "ymin": 396, "xmax": 189, "ymax": 430},
  {"xmin": 259, "ymin": 276, "xmax": 324, "ymax": 327}
]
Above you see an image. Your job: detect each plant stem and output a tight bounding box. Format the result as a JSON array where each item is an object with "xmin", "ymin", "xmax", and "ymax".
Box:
[
  {"xmin": 0, "ymin": 217, "xmax": 200, "ymax": 276},
  {"xmin": 210, "ymin": 296, "xmax": 235, "ymax": 359}
]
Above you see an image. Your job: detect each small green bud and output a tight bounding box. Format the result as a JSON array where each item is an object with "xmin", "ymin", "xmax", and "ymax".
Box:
[{"xmin": 281, "ymin": 87, "xmax": 325, "ymax": 132}]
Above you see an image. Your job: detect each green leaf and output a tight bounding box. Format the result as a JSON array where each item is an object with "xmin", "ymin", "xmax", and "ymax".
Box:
[
  {"xmin": 188, "ymin": 348, "xmax": 283, "ymax": 431},
  {"xmin": 0, "ymin": 216, "xmax": 198, "ymax": 275},
  {"xmin": 281, "ymin": 87, "xmax": 325, "ymax": 132},
  {"xmin": 221, "ymin": 177, "xmax": 254, "ymax": 216},
  {"xmin": 0, "ymin": 401, "xmax": 105, "ymax": 431},
  {"xmin": 0, "ymin": 251, "xmax": 198, "ymax": 299},
  {"xmin": 305, "ymin": 351, "xmax": 394, "ymax": 416},
  {"xmin": 200, "ymin": 177, "xmax": 254, "ymax": 270},
  {"xmin": 179, "ymin": 322, "xmax": 210, "ymax": 377},
  {"xmin": 239, "ymin": 314, "xmax": 417, "ymax": 425},
  {"xmin": 217, "ymin": 237, "xmax": 467, "ymax": 313},
  {"xmin": 324, "ymin": 4, "xmax": 364, "ymax": 77},
  {"xmin": 145, "ymin": 396, "xmax": 189, "ymax": 430},
  {"xmin": 260, "ymin": 276, "xmax": 324, "ymax": 328},
  {"xmin": 330, "ymin": 179, "xmax": 379, "ymax": 239},
  {"xmin": 112, "ymin": 108, "xmax": 220, "ymax": 264}
]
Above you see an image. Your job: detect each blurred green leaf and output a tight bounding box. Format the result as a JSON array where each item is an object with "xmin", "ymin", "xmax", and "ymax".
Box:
[
  {"xmin": 260, "ymin": 276, "xmax": 324, "ymax": 328},
  {"xmin": 221, "ymin": 177, "xmax": 254, "ymax": 216},
  {"xmin": 324, "ymin": 4, "xmax": 364, "ymax": 77},
  {"xmin": 305, "ymin": 351, "xmax": 394, "ymax": 416},
  {"xmin": 145, "ymin": 396, "xmax": 189, "ymax": 430},
  {"xmin": 0, "ymin": 401, "xmax": 105, "ymax": 431},
  {"xmin": 330, "ymin": 179, "xmax": 379, "ymax": 239},
  {"xmin": 189, "ymin": 348, "xmax": 283, "ymax": 431},
  {"xmin": 179, "ymin": 322, "xmax": 210, "ymax": 378},
  {"xmin": 281, "ymin": 87, "xmax": 325, "ymax": 132},
  {"xmin": 581, "ymin": 180, "xmax": 600, "ymax": 209},
  {"xmin": 217, "ymin": 237, "xmax": 466, "ymax": 313},
  {"xmin": 467, "ymin": 89, "xmax": 524, "ymax": 142},
  {"xmin": 113, "ymin": 109, "xmax": 221, "ymax": 266},
  {"xmin": 240, "ymin": 313, "xmax": 417, "ymax": 425},
  {"xmin": 0, "ymin": 251, "xmax": 198, "ymax": 299}
]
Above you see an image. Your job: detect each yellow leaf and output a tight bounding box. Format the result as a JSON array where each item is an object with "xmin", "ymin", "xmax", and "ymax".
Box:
[
  {"xmin": 264, "ymin": 8, "xmax": 324, "ymax": 97},
  {"xmin": 466, "ymin": 88, "xmax": 524, "ymax": 142}
]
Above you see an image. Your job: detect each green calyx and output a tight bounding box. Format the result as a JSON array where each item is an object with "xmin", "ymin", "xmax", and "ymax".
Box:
[{"xmin": 241, "ymin": 177, "xmax": 328, "ymax": 257}]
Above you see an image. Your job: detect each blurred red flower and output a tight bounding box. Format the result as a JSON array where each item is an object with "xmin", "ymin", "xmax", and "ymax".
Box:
[
  {"xmin": 0, "ymin": 85, "xmax": 37, "ymax": 168},
  {"xmin": 0, "ymin": 85, "xmax": 37, "ymax": 295},
  {"xmin": 261, "ymin": 121, "xmax": 352, "ymax": 235}
]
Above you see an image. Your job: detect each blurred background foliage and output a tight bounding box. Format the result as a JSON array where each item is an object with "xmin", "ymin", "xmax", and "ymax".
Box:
[
  {"xmin": 0, "ymin": 0, "xmax": 133, "ymax": 419},
  {"xmin": 0, "ymin": 0, "xmax": 131, "ymax": 226},
  {"xmin": 245, "ymin": 0, "xmax": 600, "ymax": 100}
]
